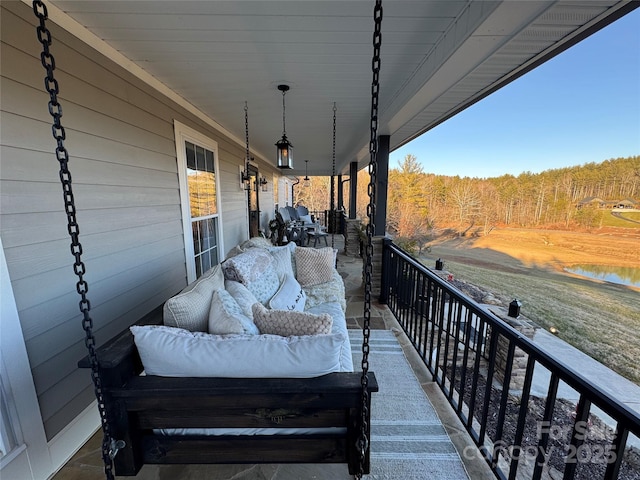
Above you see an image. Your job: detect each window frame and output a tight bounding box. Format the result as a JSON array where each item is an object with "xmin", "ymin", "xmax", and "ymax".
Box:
[{"xmin": 173, "ymin": 120, "xmax": 224, "ymax": 283}]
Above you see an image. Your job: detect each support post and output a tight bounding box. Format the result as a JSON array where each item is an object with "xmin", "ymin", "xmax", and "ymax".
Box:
[
  {"xmin": 349, "ymin": 161, "xmax": 358, "ymax": 219},
  {"xmin": 374, "ymin": 135, "xmax": 389, "ymax": 236},
  {"xmin": 337, "ymin": 175, "xmax": 344, "ymax": 211},
  {"xmin": 379, "ymin": 237, "xmax": 392, "ymax": 304}
]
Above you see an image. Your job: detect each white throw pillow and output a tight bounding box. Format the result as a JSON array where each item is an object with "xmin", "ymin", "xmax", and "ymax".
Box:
[
  {"xmin": 267, "ymin": 245, "xmax": 295, "ymax": 280},
  {"xmin": 269, "ymin": 274, "xmax": 306, "ymax": 311},
  {"xmin": 163, "ymin": 265, "xmax": 224, "ymax": 332},
  {"xmin": 225, "ymin": 280, "xmax": 259, "ymax": 319},
  {"xmin": 299, "ymin": 214, "xmax": 313, "ymax": 224},
  {"xmin": 253, "ymin": 303, "xmax": 332, "ymax": 336},
  {"xmin": 130, "ymin": 325, "xmax": 347, "ymax": 378},
  {"xmin": 295, "ymin": 246, "xmax": 335, "ymax": 287},
  {"xmin": 208, "ymin": 289, "xmax": 259, "ymax": 335}
]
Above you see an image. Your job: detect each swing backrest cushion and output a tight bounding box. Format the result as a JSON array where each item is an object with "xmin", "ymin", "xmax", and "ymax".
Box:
[{"xmin": 130, "ymin": 325, "xmax": 349, "ymax": 378}]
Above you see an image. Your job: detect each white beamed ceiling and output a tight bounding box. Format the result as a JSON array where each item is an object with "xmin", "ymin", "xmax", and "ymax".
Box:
[{"xmin": 48, "ymin": 0, "xmax": 635, "ymax": 176}]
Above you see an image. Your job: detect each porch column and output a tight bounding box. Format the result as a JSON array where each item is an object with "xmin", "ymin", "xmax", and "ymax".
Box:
[
  {"xmin": 349, "ymin": 161, "xmax": 358, "ymax": 219},
  {"xmin": 337, "ymin": 174, "xmax": 344, "ymax": 210},
  {"xmin": 373, "ymin": 135, "xmax": 389, "ymax": 236}
]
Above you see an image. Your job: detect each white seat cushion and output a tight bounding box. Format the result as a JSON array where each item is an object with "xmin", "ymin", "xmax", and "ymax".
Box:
[{"xmin": 131, "ymin": 325, "xmax": 350, "ymax": 378}]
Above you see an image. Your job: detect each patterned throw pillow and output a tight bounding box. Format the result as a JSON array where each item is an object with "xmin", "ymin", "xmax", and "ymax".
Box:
[
  {"xmin": 246, "ymin": 268, "xmax": 280, "ymax": 305},
  {"xmin": 222, "ymin": 248, "xmax": 273, "ymax": 285},
  {"xmin": 269, "ymin": 274, "xmax": 306, "ymax": 311},
  {"xmin": 295, "ymin": 246, "xmax": 335, "ymax": 287},
  {"xmin": 252, "ymin": 303, "xmax": 332, "ymax": 336},
  {"xmin": 208, "ymin": 289, "xmax": 259, "ymax": 335}
]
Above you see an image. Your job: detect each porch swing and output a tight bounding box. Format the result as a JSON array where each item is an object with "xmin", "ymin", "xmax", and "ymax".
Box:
[{"xmin": 32, "ymin": 0, "xmax": 383, "ymax": 478}]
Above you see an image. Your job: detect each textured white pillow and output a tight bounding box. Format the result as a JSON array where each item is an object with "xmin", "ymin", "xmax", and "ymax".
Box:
[
  {"xmin": 163, "ymin": 265, "xmax": 224, "ymax": 332},
  {"xmin": 269, "ymin": 274, "xmax": 306, "ymax": 311},
  {"xmin": 252, "ymin": 303, "xmax": 332, "ymax": 336},
  {"xmin": 295, "ymin": 247, "xmax": 335, "ymax": 287},
  {"xmin": 130, "ymin": 325, "xmax": 346, "ymax": 378},
  {"xmin": 224, "ymin": 280, "xmax": 259, "ymax": 319},
  {"xmin": 299, "ymin": 214, "xmax": 313, "ymax": 224},
  {"xmin": 208, "ymin": 289, "xmax": 259, "ymax": 335}
]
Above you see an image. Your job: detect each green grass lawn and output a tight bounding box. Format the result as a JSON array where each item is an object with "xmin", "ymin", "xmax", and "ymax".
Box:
[
  {"xmin": 601, "ymin": 210, "xmax": 640, "ymax": 228},
  {"xmin": 435, "ymin": 258, "xmax": 640, "ymax": 385}
]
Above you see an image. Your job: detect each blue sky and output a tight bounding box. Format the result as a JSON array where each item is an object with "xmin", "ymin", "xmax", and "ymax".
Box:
[{"xmin": 390, "ymin": 8, "xmax": 640, "ymax": 178}]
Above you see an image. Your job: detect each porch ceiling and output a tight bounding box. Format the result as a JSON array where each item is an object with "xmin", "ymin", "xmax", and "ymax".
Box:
[{"xmin": 47, "ymin": 0, "xmax": 635, "ymax": 177}]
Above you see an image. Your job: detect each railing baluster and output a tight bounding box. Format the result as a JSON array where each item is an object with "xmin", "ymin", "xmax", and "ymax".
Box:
[
  {"xmin": 448, "ymin": 299, "xmax": 463, "ymax": 404},
  {"xmin": 479, "ymin": 329, "xmax": 499, "ymax": 447},
  {"xmin": 603, "ymin": 424, "xmax": 628, "ymax": 480},
  {"xmin": 507, "ymin": 357, "xmax": 536, "ymax": 480},
  {"xmin": 457, "ymin": 307, "xmax": 474, "ymax": 418},
  {"xmin": 563, "ymin": 395, "xmax": 592, "ymax": 480},
  {"xmin": 532, "ymin": 372, "xmax": 559, "ymax": 480},
  {"xmin": 491, "ymin": 341, "xmax": 516, "ymax": 469}
]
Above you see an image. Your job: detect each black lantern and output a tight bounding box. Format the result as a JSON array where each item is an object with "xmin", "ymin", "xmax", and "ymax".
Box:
[
  {"xmin": 259, "ymin": 176, "xmax": 268, "ymax": 192},
  {"xmin": 435, "ymin": 258, "xmax": 444, "ymax": 270},
  {"xmin": 508, "ymin": 299, "xmax": 522, "ymax": 318},
  {"xmin": 276, "ymin": 84, "xmax": 293, "ymax": 169}
]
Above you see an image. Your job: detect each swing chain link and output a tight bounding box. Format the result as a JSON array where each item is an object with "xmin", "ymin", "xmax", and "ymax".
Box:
[
  {"xmin": 331, "ymin": 102, "xmax": 337, "ymax": 250},
  {"xmin": 244, "ymin": 101, "xmax": 250, "ymax": 177},
  {"xmin": 357, "ymin": 1, "xmax": 382, "ymax": 478},
  {"xmin": 32, "ymin": 2, "xmax": 117, "ymax": 479}
]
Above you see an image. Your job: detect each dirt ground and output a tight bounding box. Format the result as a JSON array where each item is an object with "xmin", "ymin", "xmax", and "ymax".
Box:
[{"xmin": 427, "ymin": 227, "xmax": 640, "ymax": 276}]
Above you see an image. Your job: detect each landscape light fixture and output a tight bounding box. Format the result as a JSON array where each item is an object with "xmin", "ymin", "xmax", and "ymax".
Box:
[
  {"xmin": 275, "ymin": 84, "xmax": 293, "ymax": 169},
  {"xmin": 303, "ymin": 160, "xmax": 310, "ymax": 187},
  {"xmin": 435, "ymin": 258, "xmax": 444, "ymax": 270},
  {"xmin": 508, "ymin": 299, "xmax": 522, "ymax": 318}
]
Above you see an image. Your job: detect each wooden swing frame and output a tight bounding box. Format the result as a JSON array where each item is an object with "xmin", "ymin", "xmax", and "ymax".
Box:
[{"xmin": 79, "ymin": 308, "xmax": 377, "ymax": 475}]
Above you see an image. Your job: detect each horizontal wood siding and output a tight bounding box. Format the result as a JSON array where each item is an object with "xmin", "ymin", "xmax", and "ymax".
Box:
[{"xmin": 0, "ymin": 3, "xmax": 252, "ymax": 439}]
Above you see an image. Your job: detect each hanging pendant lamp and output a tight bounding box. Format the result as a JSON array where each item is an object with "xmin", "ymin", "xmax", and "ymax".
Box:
[
  {"xmin": 275, "ymin": 84, "xmax": 293, "ymax": 169},
  {"xmin": 303, "ymin": 160, "xmax": 310, "ymax": 187}
]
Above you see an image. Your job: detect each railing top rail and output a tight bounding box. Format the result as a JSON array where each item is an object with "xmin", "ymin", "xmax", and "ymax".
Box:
[{"xmin": 384, "ymin": 240, "xmax": 640, "ymax": 435}]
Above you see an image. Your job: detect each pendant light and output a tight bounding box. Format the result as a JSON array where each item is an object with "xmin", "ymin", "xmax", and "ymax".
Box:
[
  {"xmin": 303, "ymin": 160, "xmax": 310, "ymax": 187},
  {"xmin": 275, "ymin": 84, "xmax": 293, "ymax": 169}
]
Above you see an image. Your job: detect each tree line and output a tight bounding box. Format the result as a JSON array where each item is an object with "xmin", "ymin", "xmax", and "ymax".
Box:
[{"xmin": 296, "ymin": 155, "xmax": 639, "ymax": 239}]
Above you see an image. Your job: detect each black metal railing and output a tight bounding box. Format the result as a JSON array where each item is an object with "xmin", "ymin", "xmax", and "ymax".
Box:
[{"xmin": 381, "ymin": 239, "xmax": 640, "ymax": 480}]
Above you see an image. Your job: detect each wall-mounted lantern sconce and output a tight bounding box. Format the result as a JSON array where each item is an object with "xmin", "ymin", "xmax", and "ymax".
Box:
[
  {"xmin": 259, "ymin": 176, "xmax": 268, "ymax": 192},
  {"xmin": 239, "ymin": 165, "xmax": 251, "ymax": 191},
  {"xmin": 508, "ymin": 299, "xmax": 522, "ymax": 318}
]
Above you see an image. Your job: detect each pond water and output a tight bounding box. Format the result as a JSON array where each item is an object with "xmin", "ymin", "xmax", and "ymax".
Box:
[{"xmin": 565, "ymin": 264, "xmax": 640, "ymax": 287}]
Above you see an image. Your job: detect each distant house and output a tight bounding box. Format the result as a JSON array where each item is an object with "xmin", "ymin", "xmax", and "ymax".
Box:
[
  {"xmin": 613, "ymin": 198, "xmax": 640, "ymax": 209},
  {"xmin": 577, "ymin": 197, "xmax": 606, "ymax": 209}
]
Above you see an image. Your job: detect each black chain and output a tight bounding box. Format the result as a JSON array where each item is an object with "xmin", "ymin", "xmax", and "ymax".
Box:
[
  {"xmin": 32, "ymin": 2, "xmax": 116, "ymax": 479},
  {"xmin": 331, "ymin": 102, "xmax": 337, "ymax": 249},
  {"xmin": 357, "ymin": 0, "xmax": 382, "ymax": 478},
  {"xmin": 244, "ymin": 101, "xmax": 250, "ymax": 176}
]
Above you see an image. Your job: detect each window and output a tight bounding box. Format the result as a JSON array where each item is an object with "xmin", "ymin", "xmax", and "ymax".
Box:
[{"xmin": 174, "ymin": 121, "xmax": 223, "ymax": 282}]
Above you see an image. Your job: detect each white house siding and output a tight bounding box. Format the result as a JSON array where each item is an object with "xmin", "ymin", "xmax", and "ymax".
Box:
[{"xmin": 0, "ymin": 1, "xmax": 252, "ymax": 444}]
